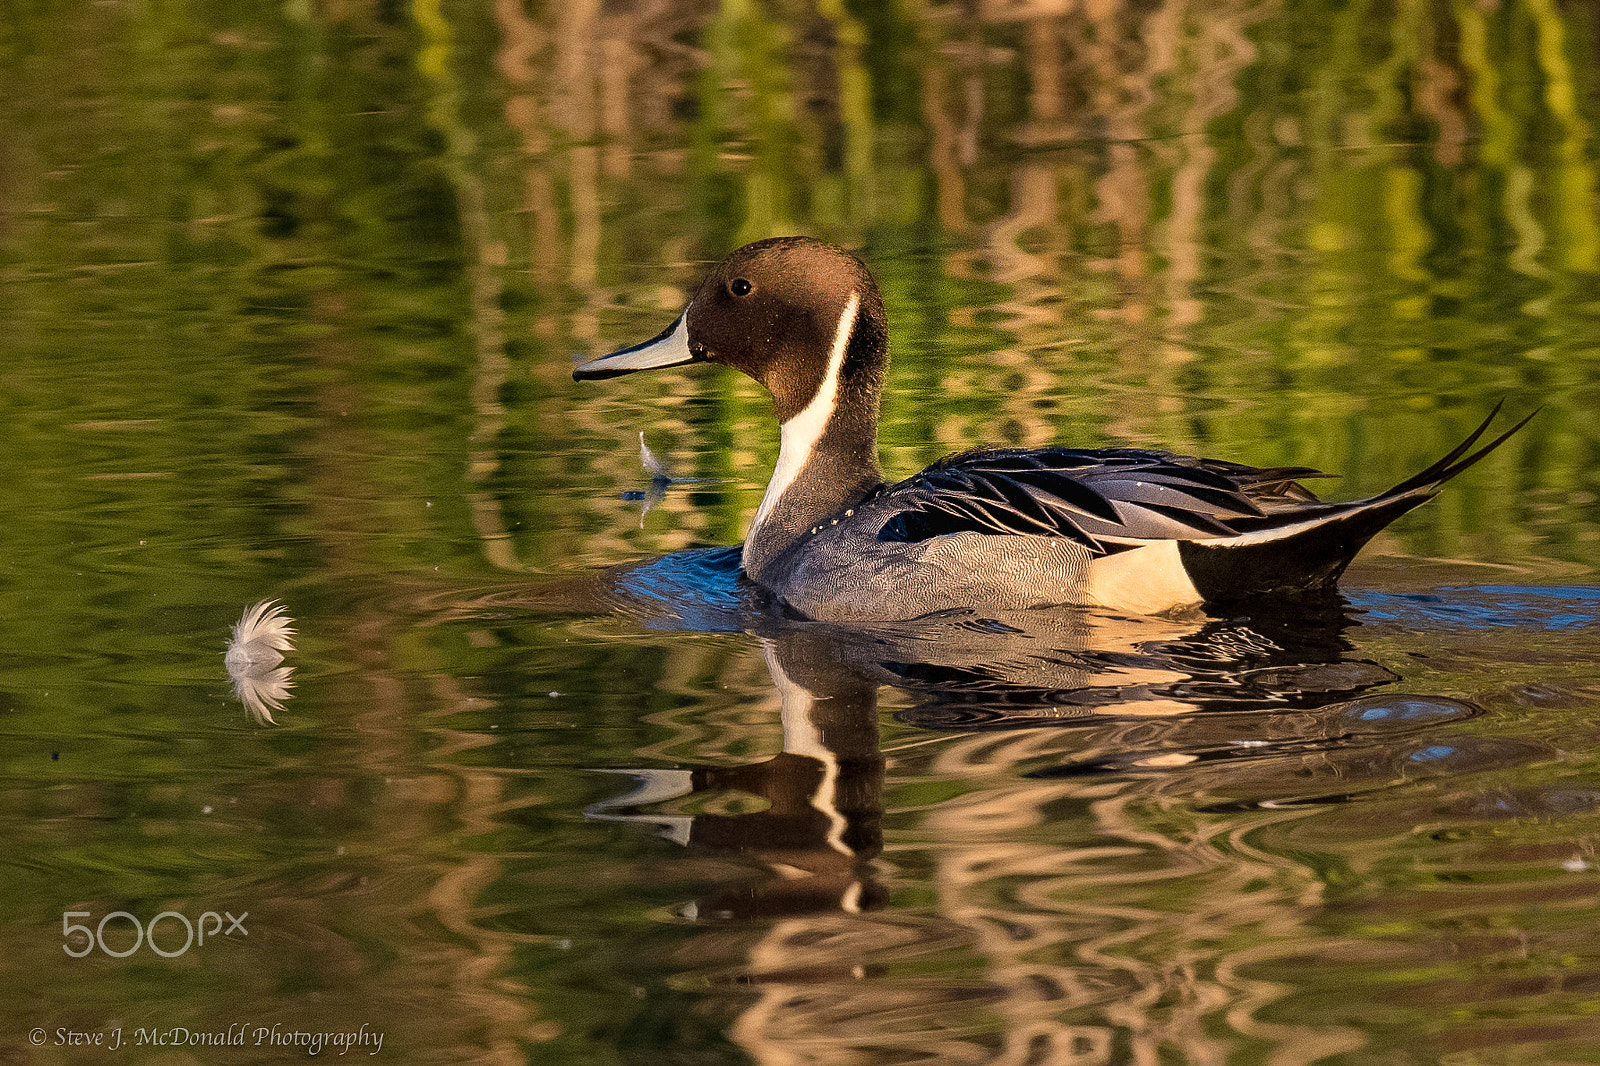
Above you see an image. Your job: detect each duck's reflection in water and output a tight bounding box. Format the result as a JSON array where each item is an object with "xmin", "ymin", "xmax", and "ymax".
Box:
[
  {"xmin": 587, "ymin": 630, "xmax": 889, "ymax": 922},
  {"xmin": 557, "ymin": 550, "xmax": 1550, "ymax": 919},
  {"xmin": 463, "ymin": 550, "xmax": 1572, "ymax": 1063}
]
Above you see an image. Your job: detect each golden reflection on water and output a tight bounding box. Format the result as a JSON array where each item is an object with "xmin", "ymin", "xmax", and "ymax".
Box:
[{"xmin": 647, "ymin": 621, "xmax": 1592, "ymax": 1064}]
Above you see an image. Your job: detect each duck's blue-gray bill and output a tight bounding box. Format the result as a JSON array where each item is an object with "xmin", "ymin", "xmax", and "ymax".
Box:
[{"xmin": 573, "ymin": 314, "xmax": 697, "ymax": 380}]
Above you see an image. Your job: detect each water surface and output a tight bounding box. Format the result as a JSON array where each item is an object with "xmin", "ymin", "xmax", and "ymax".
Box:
[{"xmin": 4, "ymin": 1, "xmax": 1600, "ymax": 1063}]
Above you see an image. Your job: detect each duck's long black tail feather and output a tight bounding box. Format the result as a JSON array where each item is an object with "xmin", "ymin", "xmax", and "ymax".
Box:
[
  {"xmin": 1177, "ymin": 404, "xmax": 1536, "ymax": 602},
  {"xmin": 1379, "ymin": 400, "xmax": 1539, "ymax": 500}
]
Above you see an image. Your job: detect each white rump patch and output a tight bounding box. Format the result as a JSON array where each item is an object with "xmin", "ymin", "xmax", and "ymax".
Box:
[{"xmin": 1085, "ymin": 541, "xmax": 1202, "ymax": 615}]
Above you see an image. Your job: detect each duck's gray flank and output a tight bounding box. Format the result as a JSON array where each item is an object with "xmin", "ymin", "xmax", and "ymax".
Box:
[{"xmin": 574, "ymin": 236, "xmax": 1533, "ymax": 623}]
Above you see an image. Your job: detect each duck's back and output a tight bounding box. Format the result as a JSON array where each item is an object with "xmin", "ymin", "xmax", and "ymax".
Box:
[
  {"xmin": 758, "ymin": 446, "xmax": 1324, "ymax": 621},
  {"xmin": 757, "ymin": 438, "xmax": 1502, "ymax": 622}
]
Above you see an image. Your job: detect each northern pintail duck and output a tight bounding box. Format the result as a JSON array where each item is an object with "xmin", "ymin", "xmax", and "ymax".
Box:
[{"xmin": 574, "ymin": 237, "xmax": 1531, "ymax": 623}]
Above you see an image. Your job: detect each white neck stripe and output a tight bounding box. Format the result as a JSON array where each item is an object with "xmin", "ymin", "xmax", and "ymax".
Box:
[{"xmin": 746, "ymin": 291, "xmax": 860, "ymax": 551}]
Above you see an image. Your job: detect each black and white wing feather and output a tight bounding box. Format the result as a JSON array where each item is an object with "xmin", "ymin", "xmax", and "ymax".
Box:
[
  {"xmin": 876, "ymin": 446, "xmax": 1334, "ymax": 551},
  {"xmin": 876, "ymin": 404, "xmax": 1533, "ymax": 558}
]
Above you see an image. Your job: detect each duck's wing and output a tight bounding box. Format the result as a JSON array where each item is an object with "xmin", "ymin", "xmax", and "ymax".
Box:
[
  {"xmin": 877, "ymin": 404, "xmax": 1534, "ymax": 559},
  {"xmin": 875, "ymin": 446, "xmax": 1337, "ymax": 550}
]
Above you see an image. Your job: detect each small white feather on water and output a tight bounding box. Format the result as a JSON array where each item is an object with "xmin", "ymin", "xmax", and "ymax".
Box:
[
  {"xmin": 225, "ymin": 599, "xmax": 297, "ymax": 725},
  {"xmin": 640, "ymin": 432, "xmax": 672, "ymax": 481}
]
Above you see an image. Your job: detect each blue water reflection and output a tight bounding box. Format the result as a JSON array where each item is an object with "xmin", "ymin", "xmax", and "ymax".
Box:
[{"xmin": 1352, "ymin": 584, "xmax": 1600, "ymax": 630}]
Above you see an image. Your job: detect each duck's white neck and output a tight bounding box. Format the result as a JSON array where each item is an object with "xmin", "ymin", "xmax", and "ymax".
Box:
[
  {"xmin": 750, "ymin": 292, "xmax": 858, "ymax": 535},
  {"xmin": 743, "ymin": 291, "xmax": 879, "ymax": 578}
]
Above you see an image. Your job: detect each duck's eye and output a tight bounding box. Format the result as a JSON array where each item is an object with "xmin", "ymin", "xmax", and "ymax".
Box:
[{"xmin": 729, "ymin": 278, "xmax": 753, "ymax": 297}]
